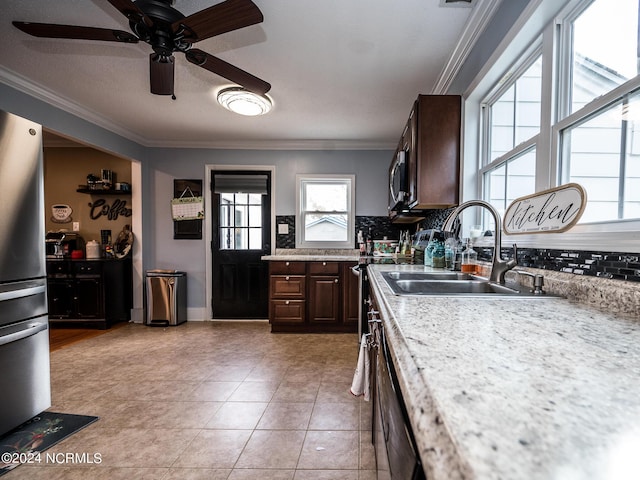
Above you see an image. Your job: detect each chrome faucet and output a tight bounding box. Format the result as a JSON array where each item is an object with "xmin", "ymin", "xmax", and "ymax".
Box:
[{"xmin": 442, "ymin": 200, "xmax": 517, "ymax": 285}]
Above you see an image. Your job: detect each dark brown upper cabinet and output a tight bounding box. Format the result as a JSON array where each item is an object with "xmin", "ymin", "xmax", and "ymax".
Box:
[{"xmin": 389, "ymin": 95, "xmax": 461, "ymax": 223}]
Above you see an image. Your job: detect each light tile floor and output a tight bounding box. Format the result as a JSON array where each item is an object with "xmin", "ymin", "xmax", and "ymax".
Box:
[{"xmin": 7, "ymin": 321, "xmax": 375, "ymax": 480}]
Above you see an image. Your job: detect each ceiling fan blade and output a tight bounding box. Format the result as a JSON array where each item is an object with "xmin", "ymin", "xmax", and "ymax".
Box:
[
  {"xmin": 149, "ymin": 54, "xmax": 175, "ymax": 96},
  {"xmin": 173, "ymin": 0, "xmax": 263, "ymax": 43},
  {"xmin": 185, "ymin": 48, "xmax": 270, "ymax": 95},
  {"xmin": 12, "ymin": 21, "xmax": 138, "ymax": 43},
  {"xmin": 107, "ymin": 0, "xmax": 154, "ymax": 28}
]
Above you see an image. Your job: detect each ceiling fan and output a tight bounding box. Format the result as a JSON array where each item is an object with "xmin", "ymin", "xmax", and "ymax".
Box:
[{"xmin": 12, "ymin": 0, "xmax": 271, "ymax": 99}]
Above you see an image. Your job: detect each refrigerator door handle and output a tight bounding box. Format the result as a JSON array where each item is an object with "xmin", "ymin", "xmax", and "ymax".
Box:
[
  {"xmin": 0, "ymin": 285, "xmax": 46, "ymax": 302},
  {"xmin": 0, "ymin": 321, "xmax": 48, "ymax": 347}
]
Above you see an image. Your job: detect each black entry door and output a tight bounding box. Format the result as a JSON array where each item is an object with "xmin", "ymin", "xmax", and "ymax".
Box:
[{"xmin": 211, "ymin": 170, "xmax": 271, "ymax": 318}]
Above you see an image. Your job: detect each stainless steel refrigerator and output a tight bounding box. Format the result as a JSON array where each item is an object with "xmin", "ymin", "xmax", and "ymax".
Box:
[{"xmin": 0, "ymin": 110, "xmax": 51, "ymax": 435}]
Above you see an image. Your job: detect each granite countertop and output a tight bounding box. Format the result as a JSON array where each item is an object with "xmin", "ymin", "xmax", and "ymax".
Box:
[
  {"xmin": 261, "ymin": 248, "xmax": 360, "ymax": 262},
  {"xmin": 262, "ymin": 254, "xmax": 360, "ymax": 262},
  {"xmin": 367, "ymin": 263, "xmax": 640, "ymax": 480}
]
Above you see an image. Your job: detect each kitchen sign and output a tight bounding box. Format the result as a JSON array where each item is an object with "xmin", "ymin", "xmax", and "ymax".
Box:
[{"xmin": 503, "ymin": 183, "xmax": 587, "ymax": 235}]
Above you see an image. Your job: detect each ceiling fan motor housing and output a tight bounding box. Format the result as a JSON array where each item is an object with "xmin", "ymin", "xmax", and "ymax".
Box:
[{"xmin": 130, "ymin": 0, "xmax": 188, "ymax": 56}]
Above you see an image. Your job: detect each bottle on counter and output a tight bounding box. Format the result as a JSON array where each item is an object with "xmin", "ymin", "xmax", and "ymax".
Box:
[
  {"xmin": 432, "ymin": 239, "xmax": 445, "ymax": 268},
  {"xmin": 402, "ymin": 231, "xmax": 412, "ymax": 256},
  {"xmin": 460, "ymin": 239, "xmax": 478, "ymax": 273},
  {"xmin": 444, "ymin": 238, "xmax": 455, "ymax": 270},
  {"xmin": 446, "ymin": 239, "xmax": 463, "ymax": 271},
  {"xmin": 424, "ymin": 235, "xmax": 435, "ymax": 266}
]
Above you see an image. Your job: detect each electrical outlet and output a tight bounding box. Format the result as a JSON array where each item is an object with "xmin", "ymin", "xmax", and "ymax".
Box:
[
  {"xmin": 72, "ymin": 222, "xmax": 80, "ymax": 232},
  {"xmin": 278, "ymin": 223, "xmax": 289, "ymax": 235}
]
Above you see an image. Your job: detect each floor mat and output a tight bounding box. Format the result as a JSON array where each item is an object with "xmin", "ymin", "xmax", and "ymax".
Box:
[{"xmin": 0, "ymin": 412, "xmax": 98, "ymax": 476}]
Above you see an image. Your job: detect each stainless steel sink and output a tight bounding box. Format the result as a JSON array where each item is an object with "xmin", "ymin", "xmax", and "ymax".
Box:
[
  {"xmin": 384, "ymin": 271, "xmax": 479, "ymax": 281},
  {"xmin": 380, "ymin": 271, "xmax": 557, "ymax": 298}
]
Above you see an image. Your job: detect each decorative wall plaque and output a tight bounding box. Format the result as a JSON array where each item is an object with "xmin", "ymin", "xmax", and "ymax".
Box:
[
  {"xmin": 503, "ymin": 183, "xmax": 587, "ymax": 235},
  {"xmin": 51, "ymin": 204, "xmax": 73, "ymax": 223}
]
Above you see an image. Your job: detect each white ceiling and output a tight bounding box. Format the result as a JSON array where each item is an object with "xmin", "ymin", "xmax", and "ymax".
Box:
[{"xmin": 1, "ymin": 0, "xmax": 491, "ymax": 150}]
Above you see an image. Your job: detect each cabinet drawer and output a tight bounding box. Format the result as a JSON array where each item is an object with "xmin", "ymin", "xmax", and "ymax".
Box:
[
  {"xmin": 270, "ymin": 261, "xmax": 306, "ymax": 275},
  {"xmin": 270, "ymin": 275, "xmax": 305, "ymax": 298},
  {"xmin": 308, "ymin": 261, "xmax": 340, "ymax": 275},
  {"xmin": 73, "ymin": 261, "xmax": 103, "ymax": 275},
  {"xmin": 270, "ymin": 300, "xmax": 305, "ymax": 324},
  {"xmin": 46, "ymin": 261, "xmax": 68, "ymax": 275}
]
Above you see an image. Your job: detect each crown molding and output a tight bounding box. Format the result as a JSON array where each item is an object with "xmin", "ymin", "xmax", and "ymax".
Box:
[
  {"xmin": 432, "ymin": 0, "xmax": 504, "ymax": 94},
  {"xmin": 142, "ymin": 138, "xmax": 396, "ymax": 150}
]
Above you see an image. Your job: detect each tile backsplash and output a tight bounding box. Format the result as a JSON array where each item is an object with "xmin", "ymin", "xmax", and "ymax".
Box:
[
  {"xmin": 275, "ymin": 214, "xmax": 640, "ymax": 283},
  {"xmin": 476, "ymin": 247, "xmax": 640, "ymax": 283},
  {"xmin": 275, "ymin": 215, "xmax": 402, "ymax": 248}
]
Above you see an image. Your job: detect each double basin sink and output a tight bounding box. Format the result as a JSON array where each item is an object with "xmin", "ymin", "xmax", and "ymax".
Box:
[{"xmin": 381, "ymin": 271, "xmax": 555, "ymax": 298}]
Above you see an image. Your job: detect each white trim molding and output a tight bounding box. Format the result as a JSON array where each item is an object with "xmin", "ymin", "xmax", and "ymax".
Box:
[{"xmin": 432, "ymin": 0, "xmax": 504, "ymax": 94}]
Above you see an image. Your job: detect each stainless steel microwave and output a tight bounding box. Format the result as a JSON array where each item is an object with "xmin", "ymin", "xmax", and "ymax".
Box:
[{"xmin": 389, "ymin": 150, "xmax": 408, "ymax": 211}]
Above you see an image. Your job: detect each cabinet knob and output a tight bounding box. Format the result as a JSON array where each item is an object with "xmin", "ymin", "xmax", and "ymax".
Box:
[
  {"xmin": 285, "ymin": 261, "xmax": 290, "ymax": 266},
  {"xmin": 285, "ymin": 300, "xmax": 290, "ymax": 305},
  {"xmin": 286, "ymin": 276, "xmax": 290, "ymax": 281},
  {"xmin": 334, "ymin": 278, "xmax": 338, "ymax": 283},
  {"xmin": 322, "ymin": 261, "xmax": 327, "ymax": 266}
]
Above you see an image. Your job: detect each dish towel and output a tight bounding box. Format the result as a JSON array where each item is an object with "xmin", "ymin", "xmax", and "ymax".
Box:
[{"xmin": 350, "ymin": 334, "xmax": 371, "ymax": 401}]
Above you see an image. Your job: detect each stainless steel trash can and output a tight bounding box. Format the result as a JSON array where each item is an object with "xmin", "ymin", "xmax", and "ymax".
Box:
[{"xmin": 145, "ymin": 270, "xmax": 187, "ymax": 326}]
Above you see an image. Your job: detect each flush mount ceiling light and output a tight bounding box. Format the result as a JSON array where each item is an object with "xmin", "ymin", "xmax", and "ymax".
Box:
[{"xmin": 217, "ymin": 87, "xmax": 273, "ymax": 116}]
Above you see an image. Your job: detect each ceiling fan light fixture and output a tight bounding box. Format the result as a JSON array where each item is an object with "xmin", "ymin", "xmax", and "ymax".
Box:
[{"xmin": 217, "ymin": 87, "xmax": 272, "ymax": 116}]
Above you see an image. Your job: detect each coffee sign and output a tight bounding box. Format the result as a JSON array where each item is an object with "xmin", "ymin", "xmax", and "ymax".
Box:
[{"xmin": 503, "ymin": 183, "xmax": 587, "ymax": 235}]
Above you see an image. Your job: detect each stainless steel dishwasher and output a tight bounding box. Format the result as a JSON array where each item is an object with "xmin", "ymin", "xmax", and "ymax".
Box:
[{"xmin": 370, "ymin": 318, "xmax": 425, "ymax": 480}]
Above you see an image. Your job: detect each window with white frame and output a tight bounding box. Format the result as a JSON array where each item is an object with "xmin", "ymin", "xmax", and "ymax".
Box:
[
  {"xmin": 557, "ymin": 0, "xmax": 640, "ymax": 223},
  {"xmin": 296, "ymin": 175, "xmax": 355, "ymax": 249},
  {"xmin": 475, "ymin": 0, "xmax": 640, "ymax": 230},
  {"xmin": 480, "ymin": 54, "xmax": 542, "ymax": 221}
]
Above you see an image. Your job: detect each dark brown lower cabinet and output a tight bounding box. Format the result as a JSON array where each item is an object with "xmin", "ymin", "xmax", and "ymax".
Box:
[
  {"xmin": 46, "ymin": 258, "xmax": 132, "ymax": 329},
  {"xmin": 269, "ymin": 260, "xmax": 358, "ymax": 333},
  {"xmin": 308, "ymin": 275, "xmax": 340, "ymax": 324}
]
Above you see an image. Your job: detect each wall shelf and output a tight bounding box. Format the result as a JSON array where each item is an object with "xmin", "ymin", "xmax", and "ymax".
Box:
[{"xmin": 76, "ymin": 188, "xmax": 131, "ymax": 195}]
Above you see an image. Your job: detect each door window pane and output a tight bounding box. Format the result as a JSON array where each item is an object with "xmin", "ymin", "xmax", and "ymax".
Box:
[
  {"xmin": 249, "ymin": 206, "xmax": 262, "ymax": 227},
  {"xmin": 218, "ymin": 193, "xmax": 263, "ymax": 250},
  {"xmin": 571, "ymin": 0, "xmax": 639, "ymax": 114}
]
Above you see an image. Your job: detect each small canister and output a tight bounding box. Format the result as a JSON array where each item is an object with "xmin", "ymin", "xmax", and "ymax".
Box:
[{"xmin": 86, "ymin": 240, "xmax": 101, "ymax": 259}]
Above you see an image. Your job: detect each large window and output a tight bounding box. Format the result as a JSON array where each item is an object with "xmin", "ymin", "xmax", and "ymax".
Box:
[
  {"xmin": 474, "ymin": 0, "xmax": 640, "ymax": 237},
  {"xmin": 296, "ymin": 175, "xmax": 355, "ymax": 249}
]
